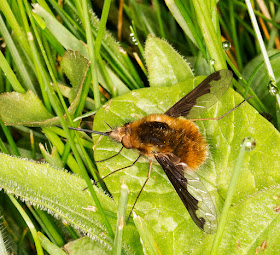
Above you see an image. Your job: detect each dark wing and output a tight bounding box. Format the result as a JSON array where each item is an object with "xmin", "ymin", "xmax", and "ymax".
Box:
[
  {"xmin": 165, "ymin": 69, "xmax": 233, "ymax": 118},
  {"xmin": 155, "ymin": 153, "xmax": 217, "ymax": 234}
]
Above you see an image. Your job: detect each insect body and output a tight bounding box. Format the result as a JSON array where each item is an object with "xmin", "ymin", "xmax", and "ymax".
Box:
[
  {"xmin": 65, "ymin": 69, "xmax": 242, "ymax": 233},
  {"xmin": 110, "ymin": 114, "xmax": 207, "ymax": 170}
]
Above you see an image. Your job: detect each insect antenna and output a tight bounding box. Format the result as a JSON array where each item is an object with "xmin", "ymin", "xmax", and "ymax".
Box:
[
  {"xmin": 83, "ymin": 154, "xmax": 142, "ymax": 191},
  {"xmin": 189, "ymin": 96, "xmax": 253, "ymax": 122},
  {"xmin": 126, "ymin": 161, "xmax": 153, "ymax": 224},
  {"xmin": 54, "ymin": 125, "xmax": 111, "ymax": 136}
]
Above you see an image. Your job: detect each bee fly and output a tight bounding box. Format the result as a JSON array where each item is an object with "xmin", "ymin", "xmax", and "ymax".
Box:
[{"xmin": 63, "ymin": 70, "xmax": 250, "ymax": 234}]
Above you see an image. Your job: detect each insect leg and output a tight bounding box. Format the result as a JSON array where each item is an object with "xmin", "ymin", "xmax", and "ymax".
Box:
[
  {"xmin": 126, "ymin": 161, "xmax": 153, "ymax": 224},
  {"xmin": 95, "ymin": 146, "xmax": 124, "ymax": 162},
  {"xmin": 83, "ymin": 154, "xmax": 142, "ymax": 191},
  {"xmin": 189, "ymin": 96, "xmax": 252, "ymax": 122}
]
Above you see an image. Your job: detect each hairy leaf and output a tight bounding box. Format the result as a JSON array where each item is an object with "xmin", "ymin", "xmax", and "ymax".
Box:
[
  {"xmin": 0, "ymin": 153, "xmax": 141, "ymax": 254},
  {"xmin": 145, "ymin": 35, "xmax": 193, "ymax": 87}
]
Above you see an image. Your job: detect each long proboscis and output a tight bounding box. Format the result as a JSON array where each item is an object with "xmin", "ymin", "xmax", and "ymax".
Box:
[{"xmin": 54, "ymin": 125, "xmax": 111, "ymax": 136}]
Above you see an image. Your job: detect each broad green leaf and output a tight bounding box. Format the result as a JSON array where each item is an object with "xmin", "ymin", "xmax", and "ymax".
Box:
[
  {"xmin": 0, "ymin": 51, "xmax": 89, "ymax": 126},
  {"xmin": 145, "ymin": 36, "xmax": 193, "ymax": 87},
  {"xmin": 93, "ymin": 76, "xmax": 280, "ymax": 254},
  {"xmin": 0, "ymin": 153, "xmax": 141, "ymax": 254}
]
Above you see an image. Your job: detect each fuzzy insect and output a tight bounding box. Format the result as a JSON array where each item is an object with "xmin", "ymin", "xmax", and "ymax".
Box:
[{"xmin": 64, "ymin": 70, "xmax": 249, "ymax": 233}]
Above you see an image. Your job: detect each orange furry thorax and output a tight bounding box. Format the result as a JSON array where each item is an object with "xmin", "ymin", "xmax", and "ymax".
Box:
[{"xmin": 109, "ymin": 114, "xmax": 207, "ymax": 170}]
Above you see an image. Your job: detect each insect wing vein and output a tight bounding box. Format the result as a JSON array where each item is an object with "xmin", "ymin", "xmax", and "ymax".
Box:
[
  {"xmin": 165, "ymin": 69, "xmax": 233, "ymax": 119},
  {"xmin": 155, "ymin": 153, "xmax": 217, "ymax": 234}
]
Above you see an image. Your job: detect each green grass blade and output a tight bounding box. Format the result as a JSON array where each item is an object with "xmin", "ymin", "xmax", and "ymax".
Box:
[
  {"xmin": 0, "ymin": 0, "xmax": 31, "ymax": 56},
  {"xmin": 0, "ymin": 43, "xmax": 25, "ymax": 93},
  {"xmin": 8, "ymin": 195, "xmax": 44, "ymax": 255},
  {"xmin": 31, "ymin": 206, "xmax": 65, "ymax": 247},
  {"xmin": 113, "ymin": 182, "xmax": 128, "ymax": 255},
  {"xmin": 153, "ymin": 0, "xmax": 166, "ymax": 38},
  {"xmin": 0, "ymin": 119, "xmax": 20, "ymax": 156},
  {"xmin": 82, "ymin": 0, "xmax": 100, "ymax": 109},
  {"xmin": 0, "ymin": 14, "xmax": 37, "ymax": 93},
  {"xmin": 192, "ymin": 0, "xmax": 227, "ymax": 69},
  {"xmin": 38, "ymin": 232, "xmax": 67, "ymax": 255},
  {"xmin": 229, "ymin": 2, "xmax": 243, "ymax": 69}
]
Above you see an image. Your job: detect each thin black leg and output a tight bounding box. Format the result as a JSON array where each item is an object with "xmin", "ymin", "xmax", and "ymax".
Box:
[
  {"xmin": 83, "ymin": 154, "xmax": 142, "ymax": 191},
  {"xmin": 95, "ymin": 146, "xmax": 124, "ymax": 162},
  {"xmin": 126, "ymin": 161, "xmax": 153, "ymax": 224}
]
